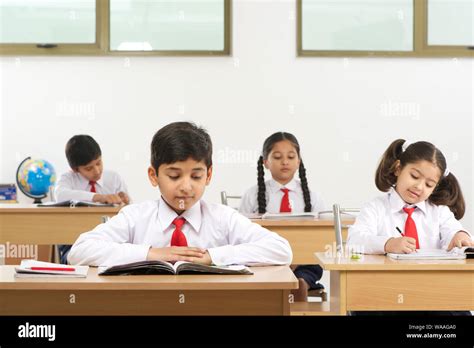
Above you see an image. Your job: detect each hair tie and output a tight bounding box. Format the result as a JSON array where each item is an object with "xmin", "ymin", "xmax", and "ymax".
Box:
[
  {"xmin": 444, "ymin": 167, "xmax": 450, "ymax": 178},
  {"xmin": 401, "ymin": 140, "xmax": 413, "ymax": 153}
]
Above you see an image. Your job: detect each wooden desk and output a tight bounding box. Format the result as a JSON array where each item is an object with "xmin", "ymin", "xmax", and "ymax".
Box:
[
  {"xmin": 315, "ymin": 252, "xmax": 474, "ymax": 315},
  {"xmin": 253, "ymin": 219, "xmax": 352, "ymax": 264},
  {"xmin": 0, "ymin": 206, "xmax": 349, "ymax": 264},
  {"xmin": 0, "ymin": 266, "xmax": 297, "ymax": 315},
  {"xmin": 0, "ymin": 204, "xmax": 120, "ymax": 244}
]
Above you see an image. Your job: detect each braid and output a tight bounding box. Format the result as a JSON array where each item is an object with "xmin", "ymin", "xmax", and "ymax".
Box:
[
  {"xmin": 299, "ymin": 161, "xmax": 312, "ymax": 212},
  {"xmin": 257, "ymin": 156, "xmax": 267, "ymax": 213}
]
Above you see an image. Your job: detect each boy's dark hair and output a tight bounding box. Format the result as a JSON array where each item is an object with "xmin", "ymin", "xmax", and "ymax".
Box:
[
  {"xmin": 257, "ymin": 132, "xmax": 311, "ymax": 214},
  {"xmin": 65, "ymin": 135, "xmax": 102, "ymax": 169},
  {"xmin": 375, "ymin": 139, "xmax": 465, "ymax": 219},
  {"xmin": 151, "ymin": 122, "xmax": 213, "ymax": 171}
]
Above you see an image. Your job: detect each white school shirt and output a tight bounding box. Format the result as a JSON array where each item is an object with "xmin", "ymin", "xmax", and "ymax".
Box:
[
  {"xmin": 239, "ymin": 178, "xmax": 325, "ymax": 214},
  {"xmin": 54, "ymin": 169, "xmax": 129, "ymax": 202},
  {"xmin": 67, "ymin": 196, "xmax": 293, "ymax": 266},
  {"xmin": 347, "ymin": 188, "xmax": 470, "ymax": 254}
]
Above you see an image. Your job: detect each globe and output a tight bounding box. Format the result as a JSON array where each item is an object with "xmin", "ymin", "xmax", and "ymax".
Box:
[{"xmin": 16, "ymin": 157, "xmax": 56, "ymax": 204}]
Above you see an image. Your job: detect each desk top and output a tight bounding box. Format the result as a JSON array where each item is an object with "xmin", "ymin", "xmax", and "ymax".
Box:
[
  {"xmin": 0, "ymin": 266, "xmax": 298, "ymax": 290},
  {"xmin": 0, "ymin": 204, "xmax": 121, "ymax": 214},
  {"xmin": 315, "ymin": 252, "xmax": 474, "ymax": 271}
]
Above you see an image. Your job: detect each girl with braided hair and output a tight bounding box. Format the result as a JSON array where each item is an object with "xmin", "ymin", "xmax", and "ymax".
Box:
[{"xmin": 239, "ymin": 132, "xmax": 325, "ymax": 301}]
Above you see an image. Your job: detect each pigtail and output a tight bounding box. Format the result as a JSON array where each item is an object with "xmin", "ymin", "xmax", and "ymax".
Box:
[
  {"xmin": 430, "ymin": 173, "xmax": 465, "ymax": 219},
  {"xmin": 298, "ymin": 161, "xmax": 312, "ymax": 212},
  {"xmin": 257, "ymin": 156, "xmax": 267, "ymax": 214},
  {"xmin": 375, "ymin": 139, "xmax": 406, "ymax": 192}
]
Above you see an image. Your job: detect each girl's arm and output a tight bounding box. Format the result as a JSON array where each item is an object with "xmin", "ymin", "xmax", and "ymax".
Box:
[
  {"xmin": 346, "ymin": 201, "xmax": 389, "ymax": 254},
  {"xmin": 438, "ymin": 205, "xmax": 472, "ymax": 250}
]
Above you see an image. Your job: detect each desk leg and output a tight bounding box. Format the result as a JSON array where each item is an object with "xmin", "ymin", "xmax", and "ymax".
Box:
[{"xmin": 330, "ymin": 271, "xmax": 347, "ymax": 315}]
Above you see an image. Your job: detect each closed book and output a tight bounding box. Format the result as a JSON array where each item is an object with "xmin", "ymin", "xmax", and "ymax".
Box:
[{"xmin": 15, "ymin": 260, "xmax": 89, "ymax": 278}]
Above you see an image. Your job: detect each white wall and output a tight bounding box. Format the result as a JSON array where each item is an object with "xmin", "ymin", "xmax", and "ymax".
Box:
[{"xmin": 1, "ymin": 0, "xmax": 472, "ymax": 230}]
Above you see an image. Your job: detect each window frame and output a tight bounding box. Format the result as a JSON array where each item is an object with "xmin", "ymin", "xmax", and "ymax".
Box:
[
  {"xmin": 297, "ymin": 0, "xmax": 474, "ymax": 57},
  {"xmin": 0, "ymin": 0, "xmax": 231, "ymax": 56}
]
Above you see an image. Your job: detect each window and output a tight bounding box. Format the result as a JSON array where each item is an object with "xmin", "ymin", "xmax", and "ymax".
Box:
[
  {"xmin": 298, "ymin": 0, "xmax": 474, "ymax": 57},
  {"xmin": 301, "ymin": 0, "xmax": 414, "ymax": 53},
  {"xmin": 0, "ymin": 0, "xmax": 103, "ymax": 54},
  {"xmin": 0, "ymin": 0, "xmax": 231, "ymax": 55},
  {"xmin": 424, "ymin": 0, "xmax": 474, "ymax": 53}
]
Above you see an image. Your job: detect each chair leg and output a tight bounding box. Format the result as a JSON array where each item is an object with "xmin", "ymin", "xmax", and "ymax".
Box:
[{"xmin": 291, "ymin": 278, "xmax": 309, "ymax": 302}]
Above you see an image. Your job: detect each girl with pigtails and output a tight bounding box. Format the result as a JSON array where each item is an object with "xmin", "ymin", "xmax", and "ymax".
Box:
[
  {"xmin": 347, "ymin": 139, "xmax": 472, "ymax": 255},
  {"xmin": 347, "ymin": 139, "xmax": 472, "ymax": 316},
  {"xmin": 239, "ymin": 132, "xmax": 325, "ymax": 301}
]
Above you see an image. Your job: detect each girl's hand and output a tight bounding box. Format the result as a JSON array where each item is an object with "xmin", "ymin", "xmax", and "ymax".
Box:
[
  {"xmin": 146, "ymin": 246, "xmax": 207, "ymax": 263},
  {"xmin": 447, "ymin": 231, "xmax": 473, "ymax": 251},
  {"xmin": 384, "ymin": 236, "xmax": 417, "ymax": 254}
]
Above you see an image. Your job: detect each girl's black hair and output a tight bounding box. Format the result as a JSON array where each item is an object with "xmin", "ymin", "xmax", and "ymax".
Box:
[
  {"xmin": 151, "ymin": 122, "xmax": 212, "ymax": 171},
  {"xmin": 257, "ymin": 132, "xmax": 311, "ymax": 214},
  {"xmin": 375, "ymin": 139, "xmax": 465, "ymax": 219},
  {"xmin": 65, "ymin": 135, "xmax": 101, "ymax": 169}
]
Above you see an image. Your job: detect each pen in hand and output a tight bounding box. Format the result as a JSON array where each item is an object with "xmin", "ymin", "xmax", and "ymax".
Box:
[
  {"xmin": 396, "ymin": 227, "xmax": 404, "ymax": 236},
  {"xmin": 396, "ymin": 227, "xmax": 417, "ymax": 253}
]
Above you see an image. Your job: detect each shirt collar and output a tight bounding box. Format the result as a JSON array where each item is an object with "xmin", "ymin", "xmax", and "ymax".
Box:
[
  {"xmin": 268, "ymin": 177, "xmax": 298, "ymax": 194},
  {"xmin": 75, "ymin": 171, "xmax": 103, "ymax": 188},
  {"xmin": 96, "ymin": 176, "xmax": 104, "ymax": 187},
  {"xmin": 158, "ymin": 196, "xmax": 202, "ymax": 233},
  {"xmin": 388, "ymin": 187, "xmax": 427, "ymax": 215}
]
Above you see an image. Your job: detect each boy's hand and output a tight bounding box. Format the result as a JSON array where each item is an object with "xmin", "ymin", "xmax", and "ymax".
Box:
[
  {"xmin": 384, "ymin": 236, "xmax": 417, "ymax": 254},
  {"xmin": 146, "ymin": 247, "xmax": 208, "ymax": 263},
  {"xmin": 118, "ymin": 191, "xmax": 130, "ymax": 205},
  {"xmin": 93, "ymin": 193, "xmax": 123, "ymax": 204},
  {"xmin": 190, "ymin": 251, "xmax": 213, "ymax": 265},
  {"xmin": 447, "ymin": 231, "xmax": 473, "ymax": 251}
]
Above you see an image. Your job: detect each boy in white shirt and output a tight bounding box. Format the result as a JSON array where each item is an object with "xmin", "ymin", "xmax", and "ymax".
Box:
[
  {"xmin": 55, "ymin": 135, "xmax": 130, "ymax": 205},
  {"xmin": 68, "ymin": 122, "xmax": 292, "ymax": 267},
  {"xmin": 55, "ymin": 135, "xmax": 130, "ymax": 263}
]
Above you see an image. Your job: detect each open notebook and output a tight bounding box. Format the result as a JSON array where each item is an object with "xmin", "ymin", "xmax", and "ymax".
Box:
[
  {"xmin": 387, "ymin": 247, "xmax": 472, "ymax": 260},
  {"xmin": 261, "ymin": 212, "xmax": 317, "ymax": 220},
  {"xmin": 98, "ymin": 260, "xmax": 253, "ymax": 276},
  {"xmin": 38, "ymin": 200, "xmax": 115, "ymax": 207},
  {"xmin": 14, "ymin": 260, "xmax": 89, "ymax": 278}
]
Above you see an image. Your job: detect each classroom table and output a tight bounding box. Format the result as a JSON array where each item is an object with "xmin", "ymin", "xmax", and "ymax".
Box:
[
  {"xmin": 253, "ymin": 219, "xmax": 352, "ymax": 264},
  {"xmin": 0, "ymin": 206, "xmax": 350, "ymax": 264},
  {"xmin": 0, "ymin": 265, "xmax": 297, "ymax": 315},
  {"xmin": 315, "ymin": 252, "xmax": 474, "ymax": 315},
  {"xmin": 0, "ymin": 204, "xmax": 121, "ymax": 245}
]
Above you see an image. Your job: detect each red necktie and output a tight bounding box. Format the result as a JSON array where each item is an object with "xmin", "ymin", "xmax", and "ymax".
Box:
[
  {"xmin": 171, "ymin": 217, "xmax": 187, "ymax": 247},
  {"xmin": 403, "ymin": 207, "xmax": 419, "ymax": 249},
  {"xmin": 280, "ymin": 188, "xmax": 292, "ymax": 213},
  {"xmin": 89, "ymin": 181, "xmax": 96, "ymax": 193}
]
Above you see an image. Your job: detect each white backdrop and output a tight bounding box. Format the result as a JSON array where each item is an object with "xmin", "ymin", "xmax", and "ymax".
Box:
[{"xmin": 1, "ymin": 0, "xmax": 472, "ymax": 231}]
